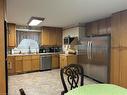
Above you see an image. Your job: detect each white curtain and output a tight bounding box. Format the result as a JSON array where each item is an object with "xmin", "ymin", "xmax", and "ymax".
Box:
[{"xmin": 16, "ymin": 31, "xmax": 41, "ymax": 46}]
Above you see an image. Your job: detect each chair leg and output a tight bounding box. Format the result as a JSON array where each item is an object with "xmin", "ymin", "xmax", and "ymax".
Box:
[{"xmin": 19, "ymin": 88, "xmax": 26, "ymax": 95}]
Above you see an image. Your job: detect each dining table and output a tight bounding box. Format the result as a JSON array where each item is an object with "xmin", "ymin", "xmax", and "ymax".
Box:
[{"xmin": 65, "ymin": 84, "xmax": 127, "ymax": 95}]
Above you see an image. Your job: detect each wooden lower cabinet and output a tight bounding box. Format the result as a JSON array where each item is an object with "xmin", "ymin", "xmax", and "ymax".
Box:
[
  {"xmin": 119, "ymin": 48, "xmax": 127, "ymax": 87},
  {"xmin": 31, "ymin": 55, "xmax": 40, "ymax": 71},
  {"xmin": 60, "ymin": 54, "xmax": 77, "ymax": 68},
  {"xmin": 110, "ymin": 48, "xmax": 120, "ymax": 85},
  {"xmin": 60, "ymin": 55, "xmax": 67, "ymax": 68},
  {"xmin": 52, "ymin": 54, "xmax": 59, "ymax": 69},
  {"xmin": 7, "ymin": 56, "xmax": 15, "ymax": 75},
  {"xmin": 8, "ymin": 55, "xmax": 40, "ymax": 75},
  {"xmin": 15, "ymin": 56, "xmax": 23, "ymax": 73},
  {"xmin": 22, "ymin": 56, "xmax": 32, "ymax": 72},
  {"xmin": 110, "ymin": 47, "xmax": 127, "ymax": 88},
  {"xmin": 67, "ymin": 55, "xmax": 77, "ymax": 65}
]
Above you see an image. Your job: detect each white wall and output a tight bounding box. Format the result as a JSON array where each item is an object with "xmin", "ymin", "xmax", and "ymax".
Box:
[
  {"xmin": 62, "ymin": 27, "xmax": 85, "ymax": 52},
  {"xmin": 63, "ymin": 27, "xmax": 79, "ymax": 39}
]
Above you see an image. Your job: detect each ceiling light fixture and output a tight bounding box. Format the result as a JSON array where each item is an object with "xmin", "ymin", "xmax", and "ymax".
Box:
[{"xmin": 27, "ymin": 17, "xmax": 45, "ymax": 26}]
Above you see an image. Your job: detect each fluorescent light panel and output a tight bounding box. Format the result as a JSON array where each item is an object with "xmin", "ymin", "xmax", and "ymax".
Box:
[
  {"xmin": 28, "ymin": 17, "xmax": 45, "ymax": 26},
  {"xmin": 29, "ymin": 19, "xmax": 42, "ymax": 26}
]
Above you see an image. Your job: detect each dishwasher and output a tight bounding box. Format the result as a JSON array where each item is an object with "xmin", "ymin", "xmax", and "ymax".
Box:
[{"xmin": 40, "ymin": 54, "xmax": 52, "ymax": 70}]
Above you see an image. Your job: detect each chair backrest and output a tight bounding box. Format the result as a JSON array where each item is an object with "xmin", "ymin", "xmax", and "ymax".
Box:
[
  {"xmin": 19, "ymin": 88, "xmax": 26, "ymax": 95},
  {"xmin": 60, "ymin": 64, "xmax": 84, "ymax": 94}
]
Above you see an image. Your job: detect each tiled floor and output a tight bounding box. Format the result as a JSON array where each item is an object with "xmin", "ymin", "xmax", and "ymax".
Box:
[{"xmin": 8, "ymin": 69, "xmax": 98, "ymax": 95}]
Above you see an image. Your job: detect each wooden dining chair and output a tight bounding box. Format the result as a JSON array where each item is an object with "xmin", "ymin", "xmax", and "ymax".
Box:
[
  {"xmin": 19, "ymin": 88, "xmax": 26, "ymax": 95},
  {"xmin": 60, "ymin": 64, "xmax": 84, "ymax": 95}
]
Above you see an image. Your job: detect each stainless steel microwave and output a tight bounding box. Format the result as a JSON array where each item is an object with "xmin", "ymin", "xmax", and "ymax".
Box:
[{"xmin": 64, "ymin": 37, "xmax": 75, "ymax": 45}]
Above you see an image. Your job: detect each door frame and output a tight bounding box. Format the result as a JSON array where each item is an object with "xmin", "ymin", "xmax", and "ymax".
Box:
[{"xmin": 4, "ymin": 21, "xmax": 8, "ymax": 94}]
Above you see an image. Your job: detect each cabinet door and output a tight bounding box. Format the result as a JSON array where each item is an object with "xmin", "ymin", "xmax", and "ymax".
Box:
[
  {"xmin": 15, "ymin": 60, "xmax": 23, "ymax": 73},
  {"xmin": 91, "ymin": 21, "xmax": 98, "ymax": 35},
  {"xmin": 49, "ymin": 28, "xmax": 56, "ymax": 45},
  {"xmin": 23, "ymin": 56, "xmax": 31, "ymax": 72},
  {"xmin": 7, "ymin": 56, "xmax": 15, "ymax": 75},
  {"xmin": 119, "ymin": 48, "xmax": 127, "ymax": 88},
  {"xmin": 110, "ymin": 48, "xmax": 120, "ymax": 85},
  {"xmin": 85, "ymin": 23, "xmax": 92, "ymax": 36},
  {"xmin": 67, "ymin": 55, "xmax": 77, "ymax": 65},
  {"xmin": 52, "ymin": 55, "xmax": 59, "ymax": 69},
  {"xmin": 31, "ymin": 59, "xmax": 40, "ymax": 71},
  {"xmin": 41, "ymin": 28, "xmax": 49, "ymax": 45},
  {"xmin": 98, "ymin": 19, "xmax": 106, "ymax": 35},
  {"xmin": 120, "ymin": 11, "xmax": 127, "ymax": 47},
  {"xmin": 106, "ymin": 17, "xmax": 111, "ymax": 34},
  {"xmin": 31, "ymin": 55, "xmax": 40, "ymax": 71},
  {"xmin": 60, "ymin": 55, "xmax": 67, "ymax": 68},
  {"xmin": 56, "ymin": 28, "xmax": 62, "ymax": 46},
  {"xmin": 86, "ymin": 21, "xmax": 98, "ymax": 36},
  {"xmin": 8, "ymin": 23, "xmax": 16, "ymax": 47},
  {"xmin": 111, "ymin": 13, "xmax": 121, "ymax": 47}
]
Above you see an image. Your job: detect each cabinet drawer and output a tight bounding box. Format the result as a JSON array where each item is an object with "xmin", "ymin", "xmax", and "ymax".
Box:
[
  {"xmin": 23, "ymin": 56, "xmax": 31, "ymax": 60},
  {"xmin": 31, "ymin": 55, "xmax": 39, "ymax": 59},
  {"xmin": 15, "ymin": 56, "xmax": 22, "ymax": 60}
]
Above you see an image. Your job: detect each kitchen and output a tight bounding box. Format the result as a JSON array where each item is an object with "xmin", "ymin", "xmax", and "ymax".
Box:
[{"xmin": 1, "ymin": 0, "xmax": 127, "ymax": 95}]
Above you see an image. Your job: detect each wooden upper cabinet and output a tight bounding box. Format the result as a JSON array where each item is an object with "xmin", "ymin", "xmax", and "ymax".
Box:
[
  {"xmin": 41, "ymin": 26, "xmax": 62, "ymax": 46},
  {"xmin": 91, "ymin": 21, "xmax": 98, "ymax": 35},
  {"xmin": 106, "ymin": 17, "xmax": 111, "ymax": 34},
  {"xmin": 85, "ymin": 18, "xmax": 111, "ymax": 36},
  {"xmin": 98, "ymin": 19, "xmax": 106, "ymax": 35},
  {"xmin": 120, "ymin": 11, "xmax": 127, "ymax": 47},
  {"xmin": 111, "ymin": 11, "xmax": 127, "ymax": 47},
  {"xmin": 8, "ymin": 23, "xmax": 16, "ymax": 47},
  {"xmin": 111, "ymin": 13, "xmax": 121, "ymax": 48},
  {"xmin": 48, "ymin": 28, "xmax": 57, "ymax": 45},
  {"xmin": 41, "ymin": 27, "xmax": 50, "ymax": 45},
  {"xmin": 85, "ymin": 23, "xmax": 92, "ymax": 36},
  {"xmin": 56, "ymin": 28, "xmax": 62, "ymax": 46},
  {"xmin": 85, "ymin": 21, "xmax": 98, "ymax": 36}
]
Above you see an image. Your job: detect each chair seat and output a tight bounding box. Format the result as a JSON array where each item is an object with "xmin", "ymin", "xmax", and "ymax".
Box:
[{"xmin": 65, "ymin": 84, "xmax": 127, "ymax": 95}]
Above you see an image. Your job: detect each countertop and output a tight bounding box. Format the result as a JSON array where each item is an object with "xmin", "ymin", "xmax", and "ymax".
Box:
[
  {"xmin": 59, "ymin": 53, "xmax": 77, "ymax": 56},
  {"xmin": 8, "ymin": 52, "xmax": 64, "ymax": 56}
]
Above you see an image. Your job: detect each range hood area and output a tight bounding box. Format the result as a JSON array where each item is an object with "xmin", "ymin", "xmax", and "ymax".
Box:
[{"xmin": 64, "ymin": 36, "xmax": 78, "ymax": 45}]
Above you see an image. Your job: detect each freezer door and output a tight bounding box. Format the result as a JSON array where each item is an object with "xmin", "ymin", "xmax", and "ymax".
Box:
[{"xmin": 78, "ymin": 38, "xmax": 92, "ymax": 75}]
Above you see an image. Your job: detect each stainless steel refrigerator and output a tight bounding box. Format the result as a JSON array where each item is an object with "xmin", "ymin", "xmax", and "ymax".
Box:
[{"xmin": 77, "ymin": 35, "xmax": 110, "ymax": 83}]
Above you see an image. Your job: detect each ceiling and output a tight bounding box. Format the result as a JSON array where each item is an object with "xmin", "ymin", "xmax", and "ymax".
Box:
[{"xmin": 7, "ymin": 0, "xmax": 127, "ymax": 28}]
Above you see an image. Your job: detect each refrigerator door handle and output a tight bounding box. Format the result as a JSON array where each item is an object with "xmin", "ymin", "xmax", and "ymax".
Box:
[
  {"xmin": 87, "ymin": 41, "xmax": 90, "ymax": 59},
  {"xmin": 89, "ymin": 41, "xmax": 91, "ymax": 59},
  {"xmin": 90, "ymin": 41, "xmax": 92, "ymax": 60}
]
